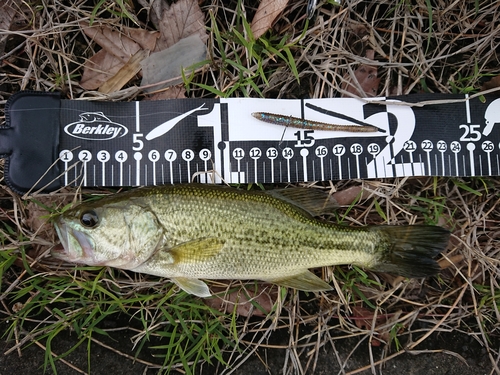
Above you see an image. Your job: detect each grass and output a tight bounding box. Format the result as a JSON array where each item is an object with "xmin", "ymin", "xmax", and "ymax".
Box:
[
  {"xmin": 186, "ymin": 7, "xmax": 302, "ymax": 98},
  {"xmin": 1, "ymin": 0, "xmax": 500, "ymax": 374}
]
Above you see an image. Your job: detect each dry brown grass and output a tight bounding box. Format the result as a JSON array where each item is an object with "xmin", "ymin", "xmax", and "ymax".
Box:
[{"xmin": 0, "ymin": 0, "xmax": 500, "ymax": 374}]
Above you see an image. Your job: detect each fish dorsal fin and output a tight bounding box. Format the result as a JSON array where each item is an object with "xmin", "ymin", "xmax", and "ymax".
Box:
[
  {"xmin": 267, "ymin": 188, "xmax": 338, "ymax": 216},
  {"xmin": 265, "ymin": 270, "xmax": 333, "ymax": 291},
  {"xmin": 172, "ymin": 277, "xmax": 211, "ymax": 297},
  {"xmin": 170, "ymin": 237, "xmax": 225, "ymax": 263}
]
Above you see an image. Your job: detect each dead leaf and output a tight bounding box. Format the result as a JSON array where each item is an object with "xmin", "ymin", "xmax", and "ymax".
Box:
[
  {"xmin": 341, "ymin": 50, "xmax": 380, "ymax": 97},
  {"xmin": 21, "ymin": 193, "xmax": 75, "ymax": 270},
  {"xmin": 351, "ymin": 306, "xmax": 376, "ymax": 331},
  {"xmin": 153, "ymin": 0, "xmax": 208, "ymax": 51},
  {"xmin": 351, "ymin": 306, "xmax": 396, "ymax": 347},
  {"xmin": 80, "ymin": 50, "xmax": 119, "ymax": 90},
  {"xmin": 141, "ymin": 34, "xmax": 206, "ymax": 92},
  {"xmin": 251, "ymin": 0, "xmax": 289, "ymax": 39},
  {"xmin": 79, "ymin": 22, "xmax": 158, "ymax": 90},
  {"xmin": 332, "ymin": 185, "xmax": 371, "ymax": 206},
  {"xmin": 99, "ymin": 49, "xmax": 150, "ymax": 93},
  {"xmin": 438, "ymin": 254, "xmax": 465, "ymax": 271},
  {"xmin": 137, "ymin": 0, "xmax": 162, "ymax": 30},
  {"xmin": 147, "ymin": 85, "xmax": 187, "ymax": 100},
  {"xmin": 24, "ymin": 203, "xmax": 56, "ymax": 243},
  {"xmin": 24, "ymin": 194, "xmax": 74, "ymax": 243},
  {"xmin": 0, "ymin": 1, "xmax": 17, "ymax": 56},
  {"xmin": 481, "ymin": 75, "xmax": 500, "ymax": 92},
  {"xmin": 205, "ymin": 283, "xmax": 278, "ymax": 317}
]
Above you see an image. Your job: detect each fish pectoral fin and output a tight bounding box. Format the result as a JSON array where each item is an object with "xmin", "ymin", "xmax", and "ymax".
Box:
[
  {"xmin": 265, "ymin": 270, "xmax": 333, "ymax": 292},
  {"xmin": 172, "ymin": 277, "xmax": 211, "ymax": 298},
  {"xmin": 170, "ymin": 237, "xmax": 225, "ymax": 263}
]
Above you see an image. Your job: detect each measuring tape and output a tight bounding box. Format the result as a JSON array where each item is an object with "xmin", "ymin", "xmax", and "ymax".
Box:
[{"xmin": 2, "ymin": 91, "xmax": 499, "ymax": 193}]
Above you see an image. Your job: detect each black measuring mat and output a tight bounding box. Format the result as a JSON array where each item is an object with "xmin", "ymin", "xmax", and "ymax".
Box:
[{"xmin": 2, "ymin": 91, "xmax": 500, "ymax": 193}]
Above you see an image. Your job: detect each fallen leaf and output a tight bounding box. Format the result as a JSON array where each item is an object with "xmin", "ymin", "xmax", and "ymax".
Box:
[
  {"xmin": 141, "ymin": 34, "xmax": 206, "ymax": 92},
  {"xmin": 341, "ymin": 50, "xmax": 380, "ymax": 97},
  {"xmin": 332, "ymin": 185, "xmax": 371, "ymax": 206},
  {"xmin": 251, "ymin": 0, "xmax": 289, "ymax": 39},
  {"xmin": 80, "ymin": 50, "xmax": 119, "ymax": 90},
  {"xmin": 0, "ymin": 1, "xmax": 17, "ymax": 56},
  {"xmin": 351, "ymin": 306, "xmax": 376, "ymax": 331},
  {"xmin": 137, "ymin": 0, "xmax": 162, "ymax": 30},
  {"xmin": 153, "ymin": 0, "xmax": 208, "ymax": 51},
  {"xmin": 350, "ymin": 306, "xmax": 397, "ymax": 347},
  {"xmin": 147, "ymin": 85, "xmax": 187, "ymax": 100},
  {"xmin": 79, "ymin": 22, "xmax": 158, "ymax": 90},
  {"xmin": 438, "ymin": 254, "xmax": 465, "ymax": 271},
  {"xmin": 481, "ymin": 75, "xmax": 500, "ymax": 92},
  {"xmin": 24, "ymin": 194, "xmax": 74, "ymax": 243},
  {"xmin": 205, "ymin": 283, "xmax": 278, "ymax": 317},
  {"xmin": 21, "ymin": 192, "xmax": 75, "ymax": 270},
  {"xmin": 99, "ymin": 49, "xmax": 150, "ymax": 93}
]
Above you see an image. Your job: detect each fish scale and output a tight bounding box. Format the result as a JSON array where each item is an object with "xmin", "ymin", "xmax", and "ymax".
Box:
[
  {"xmin": 53, "ymin": 184, "xmax": 450, "ymax": 297},
  {"xmin": 147, "ymin": 191, "xmax": 371, "ymax": 275}
]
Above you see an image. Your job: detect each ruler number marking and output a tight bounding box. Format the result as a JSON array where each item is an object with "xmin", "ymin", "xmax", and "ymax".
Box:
[
  {"xmin": 350, "ymin": 143, "xmax": 363, "ymax": 155},
  {"xmin": 421, "ymin": 140, "xmax": 433, "ymax": 151},
  {"xmin": 165, "ymin": 150, "xmax": 177, "ymax": 162},
  {"xmin": 232, "ymin": 148, "xmax": 244, "ymax": 160},
  {"xmin": 79, "ymin": 150, "xmax": 92, "ymax": 162},
  {"xmin": 250, "ymin": 147, "xmax": 262, "ymax": 159},
  {"xmin": 332, "ymin": 145, "xmax": 345, "ymax": 156},
  {"xmin": 199, "ymin": 149, "xmax": 212, "ymax": 160},
  {"xmin": 267, "ymin": 148, "xmax": 278, "ymax": 159},
  {"xmin": 149, "ymin": 150, "xmax": 160, "ymax": 161},
  {"xmin": 315, "ymin": 145, "xmax": 327, "ymax": 157},
  {"xmin": 115, "ymin": 151, "xmax": 127, "ymax": 162},
  {"xmin": 367, "ymin": 143, "xmax": 380, "ymax": 155},
  {"xmin": 133, "ymin": 133, "xmax": 144, "ymax": 151},
  {"xmin": 98, "ymin": 150, "xmax": 110, "ymax": 162},
  {"xmin": 459, "ymin": 124, "xmax": 481, "ymax": 142},
  {"xmin": 437, "ymin": 140, "xmax": 447, "ymax": 152},
  {"xmin": 282, "ymin": 148, "xmax": 294, "ymax": 159},
  {"xmin": 403, "ymin": 140, "xmax": 416, "ymax": 152},
  {"xmin": 482, "ymin": 140, "xmax": 494, "ymax": 152},
  {"xmin": 294, "ymin": 130, "xmax": 315, "ymax": 147}
]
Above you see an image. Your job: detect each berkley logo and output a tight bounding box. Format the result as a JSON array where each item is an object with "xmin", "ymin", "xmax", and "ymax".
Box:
[{"xmin": 64, "ymin": 112, "xmax": 128, "ymax": 140}]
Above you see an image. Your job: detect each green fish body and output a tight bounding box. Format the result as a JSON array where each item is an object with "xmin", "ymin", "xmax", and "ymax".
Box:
[{"xmin": 53, "ymin": 184, "xmax": 449, "ymax": 297}]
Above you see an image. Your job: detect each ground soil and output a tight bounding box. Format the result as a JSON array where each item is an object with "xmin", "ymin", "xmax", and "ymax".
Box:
[{"xmin": 1, "ymin": 316, "xmax": 497, "ymax": 375}]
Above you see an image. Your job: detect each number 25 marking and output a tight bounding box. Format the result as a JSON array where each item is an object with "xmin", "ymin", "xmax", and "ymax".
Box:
[{"xmin": 459, "ymin": 124, "xmax": 481, "ymax": 141}]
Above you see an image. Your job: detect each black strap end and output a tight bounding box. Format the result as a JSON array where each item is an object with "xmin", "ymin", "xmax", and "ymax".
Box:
[{"xmin": 2, "ymin": 91, "xmax": 62, "ymax": 194}]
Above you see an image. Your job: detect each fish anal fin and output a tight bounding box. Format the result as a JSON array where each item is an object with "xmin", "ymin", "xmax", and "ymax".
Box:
[
  {"xmin": 265, "ymin": 270, "xmax": 332, "ymax": 291},
  {"xmin": 172, "ymin": 277, "xmax": 211, "ymax": 297},
  {"xmin": 170, "ymin": 237, "xmax": 225, "ymax": 263}
]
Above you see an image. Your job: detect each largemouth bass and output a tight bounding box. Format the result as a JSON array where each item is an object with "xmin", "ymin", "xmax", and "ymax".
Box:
[{"xmin": 52, "ymin": 184, "xmax": 449, "ymax": 297}]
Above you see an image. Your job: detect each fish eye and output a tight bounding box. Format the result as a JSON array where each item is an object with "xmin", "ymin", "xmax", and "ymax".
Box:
[{"xmin": 80, "ymin": 210, "xmax": 99, "ymax": 228}]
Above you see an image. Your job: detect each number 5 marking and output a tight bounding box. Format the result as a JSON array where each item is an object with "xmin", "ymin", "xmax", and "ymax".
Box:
[{"xmin": 133, "ymin": 133, "xmax": 144, "ymax": 150}]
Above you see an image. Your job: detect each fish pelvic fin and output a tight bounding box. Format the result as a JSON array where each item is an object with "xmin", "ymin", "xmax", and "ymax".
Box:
[
  {"xmin": 265, "ymin": 270, "xmax": 333, "ymax": 292},
  {"xmin": 369, "ymin": 225, "xmax": 450, "ymax": 278},
  {"xmin": 172, "ymin": 277, "xmax": 211, "ymax": 297}
]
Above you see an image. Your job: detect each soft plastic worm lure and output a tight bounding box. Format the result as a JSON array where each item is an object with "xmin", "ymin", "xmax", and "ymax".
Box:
[{"xmin": 251, "ymin": 112, "xmax": 383, "ymax": 133}]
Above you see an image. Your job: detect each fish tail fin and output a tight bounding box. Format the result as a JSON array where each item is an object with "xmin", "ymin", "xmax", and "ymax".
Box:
[{"xmin": 369, "ymin": 225, "xmax": 450, "ymax": 278}]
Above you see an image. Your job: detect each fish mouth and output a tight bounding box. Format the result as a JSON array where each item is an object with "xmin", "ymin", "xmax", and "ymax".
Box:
[{"xmin": 52, "ymin": 219, "xmax": 94, "ymax": 261}]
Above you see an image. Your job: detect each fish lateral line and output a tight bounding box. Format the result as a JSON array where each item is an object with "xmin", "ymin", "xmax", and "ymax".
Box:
[{"xmin": 251, "ymin": 112, "xmax": 385, "ymax": 133}]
